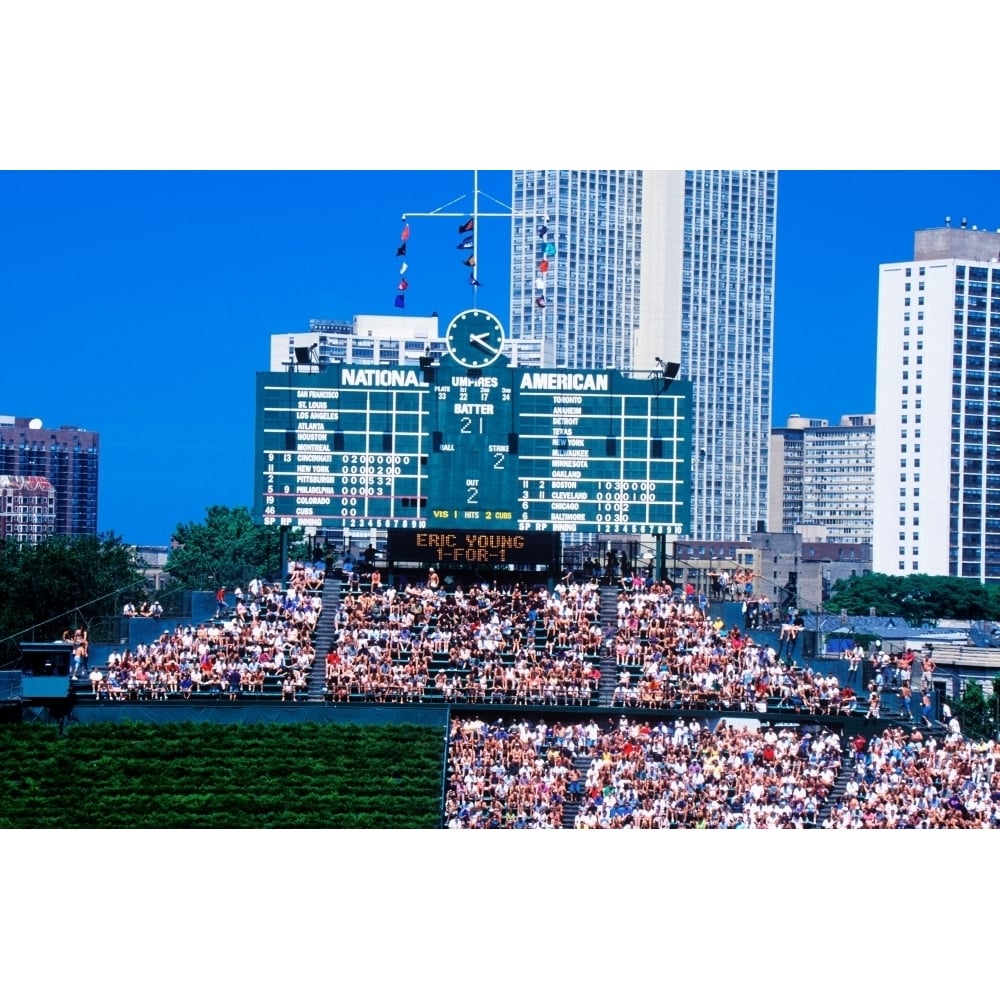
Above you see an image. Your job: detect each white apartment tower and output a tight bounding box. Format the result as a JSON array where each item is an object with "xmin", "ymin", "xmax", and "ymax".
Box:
[
  {"xmin": 874, "ymin": 223, "xmax": 1000, "ymax": 581},
  {"xmin": 510, "ymin": 170, "xmax": 777, "ymax": 541},
  {"xmin": 770, "ymin": 414, "xmax": 875, "ymax": 545}
]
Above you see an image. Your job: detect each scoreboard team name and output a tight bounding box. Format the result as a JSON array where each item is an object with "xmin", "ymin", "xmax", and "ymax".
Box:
[
  {"xmin": 519, "ymin": 373, "xmax": 609, "ymax": 392},
  {"xmin": 341, "ymin": 369, "xmax": 422, "ymax": 387}
]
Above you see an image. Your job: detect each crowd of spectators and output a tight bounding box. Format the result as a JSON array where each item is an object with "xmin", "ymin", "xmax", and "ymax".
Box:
[
  {"xmin": 444, "ymin": 715, "xmax": 845, "ymax": 829},
  {"xmin": 316, "ymin": 572, "xmax": 878, "ymax": 715},
  {"xmin": 823, "ymin": 726, "xmax": 1000, "ymax": 828},
  {"xmin": 445, "ymin": 714, "xmax": 1000, "ymax": 828},
  {"xmin": 72, "ymin": 562, "xmax": 932, "ymax": 731},
  {"xmin": 604, "ymin": 582, "xmax": 859, "ymax": 716},
  {"xmin": 81, "ymin": 575, "xmax": 321, "ymax": 702},
  {"xmin": 321, "ymin": 577, "xmax": 604, "ymax": 705}
]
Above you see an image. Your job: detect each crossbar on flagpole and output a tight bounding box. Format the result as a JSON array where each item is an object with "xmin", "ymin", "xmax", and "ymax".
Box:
[{"xmin": 400, "ymin": 171, "xmax": 513, "ymax": 305}]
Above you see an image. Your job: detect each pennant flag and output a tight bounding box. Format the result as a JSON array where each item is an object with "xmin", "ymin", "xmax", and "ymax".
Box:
[
  {"xmin": 544, "ymin": 242, "xmax": 556, "ymax": 256},
  {"xmin": 395, "ymin": 294, "xmax": 405, "ymax": 308},
  {"xmin": 468, "ymin": 275, "xmax": 482, "ymax": 287},
  {"xmin": 396, "ymin": 243, "xmax": 407, "ymax": 257},
  {"xmin": 463, "ymin": 255, "xmax": 476, "ymax": 267},
  {"xmin": 535, "ymin": 296, "xmax": 546, "ymax": 308},
  {"xmin": 456, "ymin": 236, "xmax": 474, "ymax": 250},
  {"xmin": 538, "ymin": 224, "xmax": 548, "ymax": 238},
  {"xmin": 535, "ymin": 278, "xmax": 545, "ymax": 290},
  {"xmin": 538, "ymin": 259, "xmax": 549, "ymax": 273},
  {"xmin": 398, "ymin": 278, "xmax": 409, "ymax": 291},
  {"xmin": 458, "ymin": 218, "xmax": 474, "ymax": 233},
  {"xmin": 400, "ymin": 222, "xmax": 410, "ymax": 241},
  {"xmin": 399, "ymin": 261, "xmax": 408, "ymax": 274}
]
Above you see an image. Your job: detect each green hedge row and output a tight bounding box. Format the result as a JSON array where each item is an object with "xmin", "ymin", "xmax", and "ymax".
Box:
[{"xmin": 0, "ymin": 722, "xmax": 444, "ymax": 828}]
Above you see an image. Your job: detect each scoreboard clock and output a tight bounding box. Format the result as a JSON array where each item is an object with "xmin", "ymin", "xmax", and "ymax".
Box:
[{"xmin": 444, "ymin": 309, "xmax": 506, "ymax": 368}]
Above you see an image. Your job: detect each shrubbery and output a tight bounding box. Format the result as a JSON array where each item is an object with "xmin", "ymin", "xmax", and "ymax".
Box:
[{"xmin": 0, "ymin": 721, "xmax": 444, "ymax": 828}]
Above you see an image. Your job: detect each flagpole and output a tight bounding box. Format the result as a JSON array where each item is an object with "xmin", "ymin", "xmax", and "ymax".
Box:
[{"xmin": 472, "ymin": 169, "xmax": 479, "ymax": 305}]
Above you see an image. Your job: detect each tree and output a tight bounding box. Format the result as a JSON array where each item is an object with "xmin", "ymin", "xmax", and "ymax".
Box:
[
  {"xmin": 165, "ymin": 505, "xmax": 301, "ymax": 591},
  {"xmin": 989, "ymin": 674, "xmax": 1000, "ymax": 740},
  {"xmin": 826, "ymin": 572, "xmax": 1000, "ymax": 624},
  {"xmin": 955, "ymin": 680, "xmax": 995, "ymax": 742},
  {"xmin": 0, "ymin": 533, "xmax": 146, "ymax": 661}
]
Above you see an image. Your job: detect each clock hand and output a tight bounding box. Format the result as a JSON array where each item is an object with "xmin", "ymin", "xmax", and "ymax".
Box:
[{"xmin": 469, "ymin": 332, "xmax": 498, "ymax": 353}]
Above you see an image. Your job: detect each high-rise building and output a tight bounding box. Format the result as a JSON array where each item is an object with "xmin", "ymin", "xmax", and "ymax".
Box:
[
  {"xmin": 873, "ymin": 223, "xmax": 1000, "ymax": 580},
  {"xmin": 269, "ymin": 315, "xmax": 442, "ymax": 372},
  {"xmin": 510, "ymin": 170, "xmax": 777, "ymax": 540},
  {"xmin": 0, "ymin": 416, "xmax": 99, "ymax": 538},
  {"xmin": 770, "ymin": 414, "xmax": 875, "ymax": 545},
  {"xmin": 0, "ymin": 474, "xmax": 56, "ymax": 544}
]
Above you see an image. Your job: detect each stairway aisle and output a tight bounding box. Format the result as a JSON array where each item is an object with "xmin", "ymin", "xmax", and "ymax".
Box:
[
  {"xmin": 561, "ymin": 752, "xmax": 592, "ymax": 828},
  {"xmin": 307, "ymin": 575, "xmax": 343, "ymax": 701},
  {"xmin": 596, "ymin": 585, "xmax": 620, "ymax": 706},
  {"xmin": 813, "ymin": 744, "xmax": 855, "ymax": 828}
]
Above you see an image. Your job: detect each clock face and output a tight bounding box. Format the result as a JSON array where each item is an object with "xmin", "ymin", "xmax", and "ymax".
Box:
[{"xmin": 445, "ymin": 309, "xmax": 506, "ymax": 367}]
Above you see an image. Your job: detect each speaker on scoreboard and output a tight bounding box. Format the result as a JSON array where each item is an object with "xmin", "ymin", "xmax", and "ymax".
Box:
[
  {"xmin": 333, "ymin": 430, "xmax": 344, "ymax": 451},
  {"xmin": 432, "ymin": 431, "xmax": 443, "ymax": 452},
  {"xmin": 508, "ymin": 432, "xmax": 519, "ymax": 455},
  {"xmin": 606, "ymin": 437, "xmax": 617, "ymax": 457},
  {"xmin": 285, "ymin": 430, "xmax": 297, "ymax": 451},
  {"xmin": 650, "ymin": 437, "xmax": 664, "ymax": 458},
  {"xmin": 382, "ymin": 432, "xmax": 393, "ymax": 452}
]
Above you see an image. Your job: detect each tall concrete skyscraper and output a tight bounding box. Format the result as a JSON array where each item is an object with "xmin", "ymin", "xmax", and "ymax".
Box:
[
  {"xmin": 874, "ymin": 223, "xmax": 1000, "ymax": 581},
  {"xmin": 510, "ymin": 170, "xmax": 777, "ymax": 540}
]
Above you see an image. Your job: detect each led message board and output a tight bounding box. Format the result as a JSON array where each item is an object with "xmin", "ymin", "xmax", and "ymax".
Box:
[{"xmin": 385, "ymin": 528, "xmax": 559, "ymax": 567}]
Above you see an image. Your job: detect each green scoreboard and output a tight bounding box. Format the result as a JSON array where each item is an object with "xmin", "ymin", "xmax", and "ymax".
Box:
[{"xmin": 254, "ymin": 322, "xmax": 690, "ymax": 537}]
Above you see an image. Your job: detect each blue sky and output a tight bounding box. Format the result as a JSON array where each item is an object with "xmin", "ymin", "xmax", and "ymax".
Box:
[{"xmin": 2, "ymin": 169, "xmax": 999, "ymax": 544}]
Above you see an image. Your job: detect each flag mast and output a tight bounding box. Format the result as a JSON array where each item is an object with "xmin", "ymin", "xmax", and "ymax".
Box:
[{"xmin": 399, "ymin": 171, "xmax": 512, "ymax": 308}]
